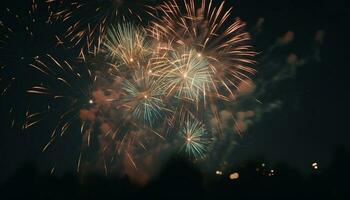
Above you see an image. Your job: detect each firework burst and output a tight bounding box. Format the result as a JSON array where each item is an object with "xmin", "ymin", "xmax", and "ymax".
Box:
[
  {"xmin": 150, "ymin": 0, "xmax": 257, "ymax": 99},
  {"xmin": 103, "ymin": 23, "xmax": 151, "ymax": 68},
  {"xmin": 121, "ymin": 70, "xmax": 165, "ymax": 126},
  {"xmin": 179, "ymin": 117, "xmax": 212, "ymax": 159},
  {"xmin": 159, "ymin": 49, "xmax": 213, "ymax": 102}
]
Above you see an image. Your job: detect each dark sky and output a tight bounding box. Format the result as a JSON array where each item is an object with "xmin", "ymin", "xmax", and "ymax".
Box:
[
  {"xmin": 224, "ymin": 0, "xmax": 348, "ymax": 168},
  {"xmin": 233, "ymin": 0, "xmax": 348, "ymax": 167},
  {"xmin": 0, "ymin": 0, "xmax": 348, "ymax": 182}
]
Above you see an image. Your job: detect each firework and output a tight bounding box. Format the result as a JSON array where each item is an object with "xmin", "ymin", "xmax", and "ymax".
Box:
[
  {"xmin": 48, "ymin": 0, "xmax": 153, "ymax": 50},
  {"xmin": 103, "ymin": 23, "xmax": 151, "ymax": 68},
  {"xmin": 27, "ymin": 54, "xmax": 93, "ymax": 150},
  {"xmin": 121, "ymin": 70, "xmax": 165, "ymax": 126},
  {"xmin": 150, "ymin": 0, "xmax": 257, "ymax": 99},
  {"xmin": 160, "ymin": 49, "xmax": 213, "ymax": 103},
  {"xmin": 0, "ymin": 0, "xmax": 68, "ymax": 128},
  {"xmin": 179, "ymin": 117, "xmax": 212, "ymax": 159}
]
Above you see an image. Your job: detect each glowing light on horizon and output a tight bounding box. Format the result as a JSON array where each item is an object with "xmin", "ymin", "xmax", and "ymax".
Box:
[{"xmin": 229, "ymin": 172, "xmax": 239, "ymax": 180}]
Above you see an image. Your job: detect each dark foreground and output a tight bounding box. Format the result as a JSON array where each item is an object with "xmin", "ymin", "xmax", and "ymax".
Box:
[{"xmin": 1, "ymin": 146, "xmax": 349, "ymax": 200}]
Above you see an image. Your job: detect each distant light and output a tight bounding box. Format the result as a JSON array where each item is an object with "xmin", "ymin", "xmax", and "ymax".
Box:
[
  {"xmin": 261, "ymin": 163, "xmax": 266, "ymax": 167},
  {"xmin": 229, "ymin": 172, "xmax": 239, "ymax": 180},
  {"xmin": 216, "ymin": 170, "xmax": 223, "ymax": 175},
  {"xmin": 89, "ymin": 99, "xmax": 94, "ymax": 104},
  {"xmin": 312, "ymin": 162, "xmax": 318, "ymax": 170}
]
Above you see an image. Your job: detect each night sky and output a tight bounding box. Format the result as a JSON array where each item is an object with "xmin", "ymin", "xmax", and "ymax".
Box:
[{"xmin": 0, "ymin": 0, "xmax": 348, "ymax": 183}]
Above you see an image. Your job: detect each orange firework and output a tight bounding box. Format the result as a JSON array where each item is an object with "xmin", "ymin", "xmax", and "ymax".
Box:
[{"xmin": 149, "ymin": 0, "xmax": 257, "ymax": 100}]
